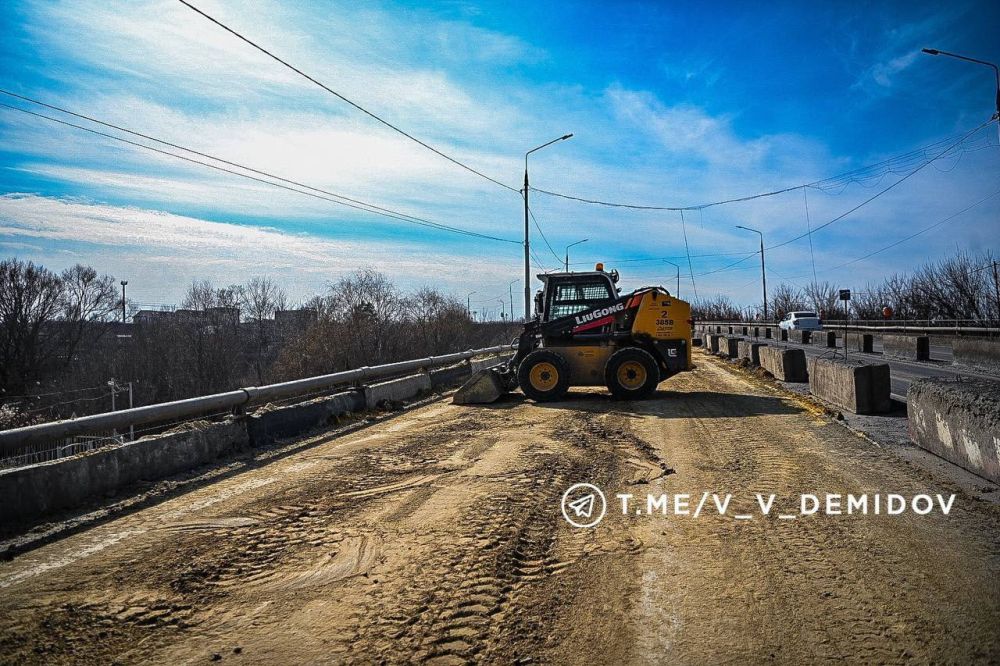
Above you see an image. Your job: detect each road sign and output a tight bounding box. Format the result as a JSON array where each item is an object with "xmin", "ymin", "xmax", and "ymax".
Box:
[{"xmin": 839, "ymin": 289, "xmax": 851, "ymax": 301}]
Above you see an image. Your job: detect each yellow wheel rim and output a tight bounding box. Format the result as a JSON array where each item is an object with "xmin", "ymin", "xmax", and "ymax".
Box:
[
  {"xmin": 617, "ymin": 360, "xmax": 647, "ymax": 390},
  {"xmin": 529, "ymin": 362, "xmax": 559, "ymax": 391}
]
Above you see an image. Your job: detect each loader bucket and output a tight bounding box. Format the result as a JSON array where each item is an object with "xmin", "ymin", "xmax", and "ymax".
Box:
[{"xmin": 452, "ymin": 367, "xmax": 508, "ymax": 405}]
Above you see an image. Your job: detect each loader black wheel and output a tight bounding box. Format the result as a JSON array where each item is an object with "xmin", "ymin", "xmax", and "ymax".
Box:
[
  {"xmin": 605, "ymin": 347, "xmax": 659, "ymax": 400},
  {"xmin": 517, "ymin": 350, "xmax": 570, "ymax": 402}
]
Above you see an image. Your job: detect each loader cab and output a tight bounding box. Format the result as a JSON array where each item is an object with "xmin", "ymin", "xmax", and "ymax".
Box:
[{"xmin": 536, "ymin": 265, "xmax": 620, "ymax": 323}]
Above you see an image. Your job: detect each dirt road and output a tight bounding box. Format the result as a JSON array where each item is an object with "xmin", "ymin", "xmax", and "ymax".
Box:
[{"xmin": 2, "ymin": 356, "xmax": 999, "ymax": 664}]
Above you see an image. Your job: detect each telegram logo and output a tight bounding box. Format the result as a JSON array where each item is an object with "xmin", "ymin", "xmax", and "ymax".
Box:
[{"xmin": 561, "ymin": 483, "xmax": 607, "ymax": 528}]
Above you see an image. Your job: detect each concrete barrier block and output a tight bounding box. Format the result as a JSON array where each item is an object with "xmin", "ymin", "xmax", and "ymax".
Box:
[
  {"xmin": 758, "ymin": 347, "xmax": 808, "ymax": 382},
  {"xmin": 823, "ymin": 331, "xmax": 837, "ymax": 348},
  {"xmin": 779, "ymin": 328, "xmax": 788, "ymax": 342},
  {"xmin": 883, "ymin": 334, "xmax": 930, "ymax": 361},
  {"xmin": 692, "ymin": 337, "xmax": 703, "ymax": 347},
  {"xmin": 846, "ymin": 333, "xmax": 874, "ymax": 353},
  {"xmin": 788, "ymin": 329, "xmax": 811, "ymax": 344},
  {"xmin": 908, "ymin": 377, "xmax": 1000, "ymax": 484},
  {"xmin": 0, "ymin": 420, "xmax": 249, "ymax": 524},
  {"xmin": 718, "ymin": 336, "xmax": 741, "ymax": 358},
  {"xmin": 952, "ymin": 337, "xmax": 1000, "ymax": 374},
  {"xmin": 737, "ymin": 341, "xmax": 767, "ymax": 366},
  {"xmin": 728, "ymin": 326, "xmax": 735, "ymax": 334},
  {"xmin": 741, "ymin": 326, "xmax": 749, "ymax": 335},
  {"xmin": 765, "ymin": 327, "xmax": 773, "ymax": 339},
  {"xmin": 808, "ymin": 358, "xmax": 891, "ymax": 415},
  {"xmin": 708, "ymin": 334, "xmax": 721, "ymax": 354}
]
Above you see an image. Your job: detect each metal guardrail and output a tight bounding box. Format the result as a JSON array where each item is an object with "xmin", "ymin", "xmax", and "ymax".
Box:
[
  {"xmin": 697, "ymin": 320, "xmax": 1000, "ymax": 335},
  {"xmin": 0, "ymin": 346, "xmax": 508, "ymax": 454}
]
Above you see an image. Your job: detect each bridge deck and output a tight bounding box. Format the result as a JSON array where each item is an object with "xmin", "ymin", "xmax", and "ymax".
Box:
[{"xmin": 1, "ymin": 359, "xmax": 998, "ymax": 663}]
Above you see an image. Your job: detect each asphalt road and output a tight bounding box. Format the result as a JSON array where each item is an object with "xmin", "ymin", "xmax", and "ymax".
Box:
[
  {"xmin": 2, "ymin": 357, "xmax": 998, "ymax": 663},
  {"xmin": 745, "ymin": 331, "xmax": 991, "ymax": 400}
]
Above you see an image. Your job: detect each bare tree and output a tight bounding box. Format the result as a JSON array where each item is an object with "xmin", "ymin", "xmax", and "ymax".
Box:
[
  {"xmin": 0, "ymin": 259, "xmax": 64, "ymax": 394},
  {"xmin": 770, "ymin": 283, "xmax": 806, "ymax": 321},
  {"xmin": 805, "ymin": 281, "xmax": 840, "ymax": 319},
  {"xmin": 59, "ymin": 264, "xmax": 118, "ymax": 367},
  {"xmin": 239, "ymin": 277, "xmax": 288, "ymax": 383}
]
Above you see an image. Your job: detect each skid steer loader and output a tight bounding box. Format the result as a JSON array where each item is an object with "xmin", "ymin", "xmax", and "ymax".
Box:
[{"xmin": 454, "ymin": 263, "xmax": 693, "ymax": 404}]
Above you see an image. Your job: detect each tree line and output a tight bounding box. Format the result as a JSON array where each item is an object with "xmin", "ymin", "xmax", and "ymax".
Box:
[
  {"xmin": 691, "ymin": 250, "xmax": 999, "ymax": 323},
  {"xmin": 0, "ymin": 259, "xmax": 516, "ymax": 429}
]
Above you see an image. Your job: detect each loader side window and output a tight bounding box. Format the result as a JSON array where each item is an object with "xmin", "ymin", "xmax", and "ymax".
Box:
[{"xmin": 548, "ymin": 280, "xmax": 614, "ymax": 319}]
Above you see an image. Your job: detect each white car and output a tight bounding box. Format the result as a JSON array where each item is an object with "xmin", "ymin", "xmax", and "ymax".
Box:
[{"xmin": 778, "ymin": 311, "xmax": 822, "ymax": 331}]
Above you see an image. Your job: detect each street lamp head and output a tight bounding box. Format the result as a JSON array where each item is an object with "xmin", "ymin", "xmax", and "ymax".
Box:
[
  {"xmin": 121, "ymin": 280, "xmax": 128, "ymax": 286},
  {"xmin": 922, "ymin": 48, "xmax": 940, "ymax": 56},
  {"xmin": 561, "ymin": 133, "xmax": 574, "ymax": 141}
]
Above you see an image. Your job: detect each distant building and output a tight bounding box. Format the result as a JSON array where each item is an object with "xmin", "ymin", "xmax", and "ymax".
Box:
[
  {"xmin": 134, "ymin": 310, "xmax": 175, "ymax": 325},
  {"xmin": 276, "ymin": 309, "xmax": 318, "ymax": 337}
]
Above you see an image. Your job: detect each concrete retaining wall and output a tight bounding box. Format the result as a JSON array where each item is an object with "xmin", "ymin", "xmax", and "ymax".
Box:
[
  {"xmin": 883, "ymin": 334, "xmax": 930, "ymax": 361},
  {"xmin": 952, "ymin": 338, "xmax": 1000, "ymax": 374},
  {"xmin": 908, "ymin": 377, "xmax": 1000, "ymax": 484},
  {"xmin": 808, "ymin": 358, "xmax": 891, "ymax": 415},
  {"xmin": 788, "ymin": 329, "xmax": 811, "ymax": 344},
  {"xmin": 248, "ymin": 392, "xmax": 363, "ymax": 445},
  {"xmin": 758, "ymin": 347, "xmax": 808, "ymax": 382},
  {"xmin": 846, "ymin": 332, "xmax": 874, "ymax": 353},
  {"xmin": 737, "ymin": 341, "xmax": 767, "ymax": 366},
  {"xmin": 365, "ymin": 373, "xmax": 432, "ymax": 409}
]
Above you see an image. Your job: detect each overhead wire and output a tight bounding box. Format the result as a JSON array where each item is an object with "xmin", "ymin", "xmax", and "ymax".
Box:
[
  {"xmin": 0, "ymin": 100, "xmax": 520, "ymax": 244},
  {"xmin": 530, "ymin": 120, "xmax": 997, "ymax": 211},
  {"xmin": 175, "ymin": 0, "xmax": 519, "ymax": 194}
]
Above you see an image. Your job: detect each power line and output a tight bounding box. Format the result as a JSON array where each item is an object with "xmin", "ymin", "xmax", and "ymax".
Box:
[
  {"xmin": 765, "ymin": 117, "xmax": 996, "ymax": 251},
  {"xmin": 679, "ymin": 210, "xmax": 698, "ymax": 299},
  {"xmin": 0, "ymin": 100, "xmax": 519, "ymax": 244},
  {"xmin": 0, "ymin": 89, "xmax": 515, "ymax": 242},
  {"xmin": 527, "ymin": 206, "xmax": 563, "ymax": 265},
  {"xmin": 175, "ymin": 0, "xmax": 519, "ymax": 194},
  {"xmin": 530, "ymin": 120, "xmax": 998, "ymax": 211}
]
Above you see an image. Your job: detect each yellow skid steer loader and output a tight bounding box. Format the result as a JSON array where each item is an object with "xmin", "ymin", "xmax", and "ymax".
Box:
[{"xmin": 455, "ymin": 264, "xmax": 693, "ymax": 403}]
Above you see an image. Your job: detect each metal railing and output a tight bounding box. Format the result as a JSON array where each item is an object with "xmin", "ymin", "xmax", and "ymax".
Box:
[
  {"xmin": 0, "ymin": 346, "xmax": 508, "ymax": 457},
  {"xmin": 696, "ymin": 320, "xmax": 999, "ymax": 335}
]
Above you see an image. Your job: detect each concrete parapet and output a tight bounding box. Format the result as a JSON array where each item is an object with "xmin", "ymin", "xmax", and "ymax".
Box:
[
  {"xmin": 908, "ymin": 377, "xmax": 1000, "ymax": 484},
  {"xmin": 0, "ymin": 420, "xmax": 249, "ymax": 524},
  {"xmin": 846, "ymin": 332, "xmax": 874, "ymax": 353},
  {"xmin": 364, "ymin": 373, "xmax": 432, "ymax": 409},
  {"xmin": 758, "ymin": 347, "xmax": 808, "ymax": 382},
  {"xmin": 952, "ymin": 337, "xmax": 1000, "ymax": 374},
  {"xmin": 248, "ymin": 391, "xmax": 363, "ymax": 446},
  {"xmin": 883, "ymin": 334, "xmax": 930, "ymax": 361},
  {"xmin": 808, "ymin": 358, "xmax": 891, "ymax": 415},
  {"xmin": 788, "ymin": 329, "xmax": 811, "ymax": 344},
  {"xmin": 737, "ymin": 341, "xmax": 767, "ymax": 366}
]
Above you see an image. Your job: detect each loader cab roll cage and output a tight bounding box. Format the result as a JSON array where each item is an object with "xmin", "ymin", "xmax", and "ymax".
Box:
[{"xmin": 536, "ymin": 271, "xmax": 620, "ymax": 323}]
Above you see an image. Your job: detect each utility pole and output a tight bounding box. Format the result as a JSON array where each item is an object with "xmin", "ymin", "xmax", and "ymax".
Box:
[
  {"xmin": 524, "ymin": 134, "xmax": 573, "ymax": 320},
  {"xmin": 120, "ymin": 280, "xmax": 128, "ymax": 323},
  {"xmin": 922, "ymin": 48, "xmax": 1000, "ymax": 143},
  {"xmin": 564, "ymin": 238, "xmax": 589, "ymax": 272},
  {"xmin": 736, "ymin": 226, "xmax": 767, "ymax": 321},
  {"xmin": 508, "ymin": 279, "xmax": 518, "ymax": 322},
  {"xmin": 993, "ymin": 260, "xmax": 1000, "ymax": 323},
  {"xmin": 664, "ymin": 260, "xmax": 680, "ymax": 297},
  {"xmin": 467, "ymin": 290, "xmax": 477, "ymax": 319}
]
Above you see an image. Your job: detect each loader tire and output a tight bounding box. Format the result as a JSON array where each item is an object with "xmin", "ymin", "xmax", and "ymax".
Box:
[
  {"xmin": 517, "ymin": 350, "xmax": 570, "ymax": 402},
  {"xmin": 605, "ymin": 347, "xmax": 659, "ymax": 400}
]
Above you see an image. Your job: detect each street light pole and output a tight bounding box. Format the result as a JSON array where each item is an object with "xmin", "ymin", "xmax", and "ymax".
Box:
[
  {"xmin": 524, "ymin": 134, "xmax": 573, "ymax": 320},
  {"xmin": 564, "ymin": 238, "xmax": 589, "ymax": 272},
  {"xmin": 736, "ymin": 226, "xmax": 767, "ymax": 321},
  {"xmin": 664, "ymin": 260, "xmax": 680, "ymax": 297},
  {"xmin": 467, "ymin": 290, "xmax": 477, "ymax": 320},
  {"xmin": 120, "ymin": 280, "xmax": 128, "ymax": 323},
  {"xmin": 507, "ymin": 279, "xmax": 518, "ymax": 321},
  {"xmin": 922, "ymin": 48, "xmax": 1000, "ymax": 141}
]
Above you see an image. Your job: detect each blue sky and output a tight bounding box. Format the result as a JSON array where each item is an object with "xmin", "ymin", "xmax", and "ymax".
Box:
[{"xmin": 1, "ymin": 0, "xmax": 998, "ymax": 316}]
